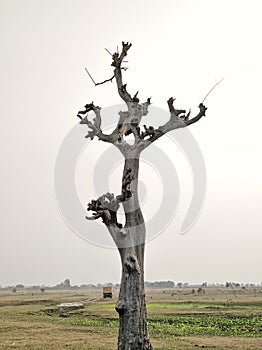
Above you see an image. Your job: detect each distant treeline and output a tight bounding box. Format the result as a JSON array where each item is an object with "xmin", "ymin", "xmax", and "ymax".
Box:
[
  {"xmin": 144, "ymin": 281, "xmax": 174, "ymax": 288},
  {"xmin": 0, "ymin": 279, "xmax": 175, "ymax": 290},
  {"xmin": 1, "ymin": 279, "xmax": 261, "ymax": 291}
]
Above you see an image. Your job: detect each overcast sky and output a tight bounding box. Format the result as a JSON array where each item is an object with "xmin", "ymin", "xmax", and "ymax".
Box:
[{"xmin": 1, "ymin": 0, "xmax": 262, "ymax": 287}]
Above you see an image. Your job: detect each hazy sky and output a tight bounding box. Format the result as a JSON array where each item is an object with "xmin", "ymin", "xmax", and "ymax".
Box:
[{"xmin": 1, "ymin": 0, "xmax": 262, "ymax": 287}]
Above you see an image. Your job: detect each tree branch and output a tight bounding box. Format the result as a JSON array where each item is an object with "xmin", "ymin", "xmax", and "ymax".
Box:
[
  {"xmin": 185, "ymin": 103, "xmax": 207, "ymax": 126},
  {"xmin": 78, "ymin": 43, "xmax": 207, "ymax": 156},
  {"xmin": 85, "ymin": 68, "xmax": 115, "ymax": 86},
  {"xmin": 86, "ymin": 193, "xmax": 121, "ymax": 227},
  {"xmin": 79, "ymin": 43, "xmax": 153, "ymax": 148},
  {"xmin": 86, "ymin": 166, "xmax": 134, "ymax": 228},
  {"xmin": 95, "ymin": 75, "xmax": 115, "ymax": 86},
  {"xmin": 77, "ymin": 102, "xmax": 116, "ymax": 143},
  {"xmin": 141, "ymin": 100, "xmax": 207, "ymax": 149},
  {"xmin": 167, "ymin": 97, "xmax": 186, "ymax": 116},
  {"xmin": 111, "ymin": 41, "xmax": 133, "ymax": 103}
]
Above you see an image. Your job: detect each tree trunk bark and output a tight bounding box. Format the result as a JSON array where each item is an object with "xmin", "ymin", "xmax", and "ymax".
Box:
[{"xmin": 115, "ymin": 157, "xmax": 152, "ymax": 350}]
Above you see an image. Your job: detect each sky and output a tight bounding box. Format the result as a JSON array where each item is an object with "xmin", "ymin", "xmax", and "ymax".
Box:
[{"xmin": 0, "ymin": 0, "xmax": 262, "ymax": 287}]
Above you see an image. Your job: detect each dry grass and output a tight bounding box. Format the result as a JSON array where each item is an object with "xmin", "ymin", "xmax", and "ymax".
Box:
[{"xmin": 0, "ymin": 288, "xmax": 261, "ymax": 349}]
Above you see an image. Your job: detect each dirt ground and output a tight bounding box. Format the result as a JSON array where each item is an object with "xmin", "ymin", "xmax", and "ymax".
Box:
[{"xmin": 0, "ymin": 288, "xmax": 261, "ymax": 349}]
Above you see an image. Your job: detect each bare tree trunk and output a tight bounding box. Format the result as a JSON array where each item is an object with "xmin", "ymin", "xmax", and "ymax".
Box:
[
  {"xmin": 117, "ymin": 246, "xmax": 151, "ymax": 349},
  {"xmin": 116, "ymin": 157, "xmax": 152, "ymax": 350},
  {"xmin": 80, "ymin": 41, "xmax": 207, "ymax": 350}
]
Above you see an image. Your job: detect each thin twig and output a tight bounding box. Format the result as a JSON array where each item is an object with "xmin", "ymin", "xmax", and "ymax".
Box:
[
  {"xmin": 104, "ymin": 48, "xmax": 113, "ymax": 56},
  {"xmin": 95, "ymin": 75, "xmax": 115, "ymax": 86},
  {"xmin": 202, "ymin": 78, "xmax": 224, "ymax": 103},
  {"xmin": 85, "ymin": 67, "xmax": 114, "ymax": 86},
  {"xmin": 85, "ymin": 68, "xmax": 96, "ymax": 86}
]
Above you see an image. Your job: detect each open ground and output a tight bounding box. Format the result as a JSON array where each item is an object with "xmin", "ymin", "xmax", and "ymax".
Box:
[{"xmin": 0, "ymin": 288, "xmax": 261, "ymax": 349}]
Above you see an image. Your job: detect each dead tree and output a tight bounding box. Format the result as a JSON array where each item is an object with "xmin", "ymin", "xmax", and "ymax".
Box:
[{"xmin": 77, "ymin": 42, "xmax": 207, "ymax": 350}]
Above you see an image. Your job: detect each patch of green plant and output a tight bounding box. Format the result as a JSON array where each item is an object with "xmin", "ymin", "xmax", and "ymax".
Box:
[{"xmin": 148, "ymin": 313, "xmax": 262, "ymax": 338}]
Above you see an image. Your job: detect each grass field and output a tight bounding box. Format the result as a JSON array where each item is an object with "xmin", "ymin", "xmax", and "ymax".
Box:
[{"xmin": 0, "ymin": 288, "xmax": 261, "ymax": 349}]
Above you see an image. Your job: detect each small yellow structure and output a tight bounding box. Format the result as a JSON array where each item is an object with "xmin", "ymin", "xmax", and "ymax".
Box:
[{"xmin": 103, "ymin": 286, "xmax": 113, "ymax": 298}]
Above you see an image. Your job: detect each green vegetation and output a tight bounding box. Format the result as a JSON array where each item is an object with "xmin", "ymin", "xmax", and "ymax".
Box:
[
  {"xmin": 149, "ymin": 314, "xmax": 262, "ymax": 337},
  {"xmin": 0, "ymin": 288, "xmax": 262, "ymax": 349}
]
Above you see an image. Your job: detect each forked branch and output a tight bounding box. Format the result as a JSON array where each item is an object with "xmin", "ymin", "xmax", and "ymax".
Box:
[
  {"xmin": 140, "ymin": 98, "xmax": 207, "ymax": 149},
  {"xmin": 77, "ymin": 102, "xmax": 115, "ymax": 143}
]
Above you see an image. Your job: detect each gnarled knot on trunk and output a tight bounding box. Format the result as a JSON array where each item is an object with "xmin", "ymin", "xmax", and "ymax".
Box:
[
  {"xmin": 124, "ymin": 254, "xmax": 140, "ymax": 274},
  {"xmin": 117, "ymin": 168, "xmax": 133, "ymax": 202},
  {"xmin": 116, "ymin": 98, "xmax": 151, "ymax": 142},
  {"xmin": 119, "ymin": 228, "xmax": 128, "ymax": 237},
  {"xmin": 115, "ymin": 298, "xmax": 127, "ymax": 315}
]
